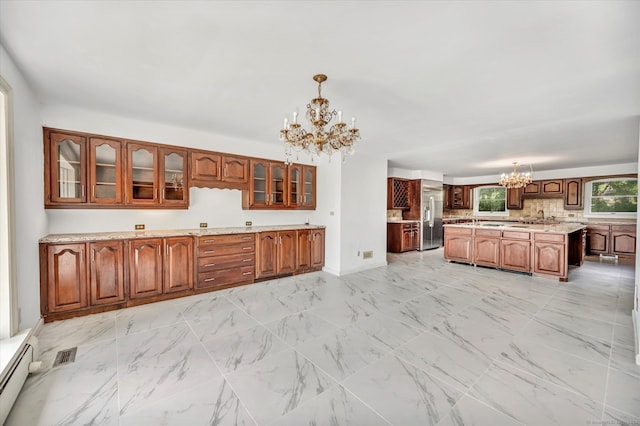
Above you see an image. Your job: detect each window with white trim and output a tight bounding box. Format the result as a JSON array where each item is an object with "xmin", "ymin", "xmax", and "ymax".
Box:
[
  {"xmin": 584, "ymin": 178, "xmax": 637, "ymax": 218},
  {"xmin": 473, "ymin": 186, "xmax": 508, "ymax": 216}
]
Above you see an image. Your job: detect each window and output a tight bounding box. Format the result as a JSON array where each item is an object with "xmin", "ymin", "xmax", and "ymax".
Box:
[
  {"xmin": 585, "ymin": 178, "xmax": 637, "ymax": 218},
  {"xmin": 473, "ymin": 186, "xmax": 508, "ymax": 216},
  {"xmin": 0, "ymin": 75, "xmax": 17, "ymax": 339}
]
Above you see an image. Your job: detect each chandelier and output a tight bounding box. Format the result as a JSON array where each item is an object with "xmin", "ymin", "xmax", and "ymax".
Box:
[
  {"xmin": 499, "ymin": 162, "xmax": 532, "ymax": 189},
  {"xmin": 280, "ymin": 74, "xmax": 360, "ymax": 164}
]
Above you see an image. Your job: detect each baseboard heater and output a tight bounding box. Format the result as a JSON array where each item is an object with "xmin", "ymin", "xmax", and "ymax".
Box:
[{"xmin": 0, "ymin": 337, "xmax": 39, "ymax": 424}]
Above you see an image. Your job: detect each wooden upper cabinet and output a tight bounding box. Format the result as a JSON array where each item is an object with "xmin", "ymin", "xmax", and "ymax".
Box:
[
  {"xmin": 190, "ymin": 150, "xmax": 249, "ymax": 190},
  {"xmin": 301, "ymin": 166, "xmax": 316, "ymax": 209},
  {"xmin": 387, "ymin": 178, "xmax": 410, "ymax": 209},
  {"xmin": 523, "ymin": 180, "xmax": 564, "ymax": 198},
  {"xmin": 89, "ymin": 137, "xmax": 123, "ymax": 204},
  {"xmin": 564, "ymin": 178, "xmax": 583, "ymax": 210},
  {"xmin": 244, "ymin": 160, "xmax": 289, "ymax": 209},
  {"xmin": 506, "ymin": 187, "xmax": 523, "ymax": 210},
  {"xmin": 46, "ymin": 130, "xmax": 88, "ymax": 205},
  {"xmin": 160, "ymin": 148, "xmax": 188, "ymax": 206},
  {"xmin": 126, "ymin": 142, "xmax": 159, "ymax": 205},
  {"xmin": 451, "ymin": 185, "xmax": 471, "ymax": 209},
  {"xmin": 288, "ymin": 164, "xmax": 303, "ymax": 208}
]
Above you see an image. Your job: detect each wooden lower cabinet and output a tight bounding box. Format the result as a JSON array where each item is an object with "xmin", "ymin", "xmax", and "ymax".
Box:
[
  {"xmin": 128, "ymin": 238, "xmax": 164, "ymax": 299},
  {"xmin": 44, "ymin": 243, "xmax": 88, "ymax": 314},
  {"xmin": 473, "ymin": 230, "xmax": 500, "ymax": 267},
  {"xmin": 533, "ymin": 233, "xmax": 566, "ymax": 278},
  {"xmin": 256, "ymin": 230, "xmax": 297, "ymax": 278},
  {"xmin": 196, "ymin": 233, "xmax": 255, "ymax": 290},
  {"xmin": 387, "ymin": 222, "xmax": 420, "ymax": 253},
  {"xmin": 89, "ymin": 241, "xmax": 125, "ymax": 306},
  {"xmin": 297, "ymin": 228, "xmax": 325, "ymax": 272},
  {"xmin": 500, "ymin": 233, "xmax": 531, "ymax": 273},
  {"xmin": 586, "ymin": 224, "xmax": 636, "ymax": 258},
  {"xmin": 444, "ymin": 227, "xmax": 473, "ymax": 263},
  {"xmin": 40, "ymin": 227, "xmax": 325, "ymax": 321}
]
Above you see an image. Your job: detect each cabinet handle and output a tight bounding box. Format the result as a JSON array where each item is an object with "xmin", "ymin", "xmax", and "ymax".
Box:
[
  {"xmin": 92, "ymin": 185, "xmax": 96, "ymax": 198},
  {"xmin": 163, "ymin": 188, "xmax": 166, "ymax": 199},
  {"xmin": 204, "ymin": 263, "xmax": 216, "ymax": 267},
  {"xmin": 203, "ymin": 239, "xmax": 215, "ymax": 243},
  {"xmin": 242, "ymin": 258, "xmax": 252, "ymax": 262},
  {"xmin": 157, "ymin": 247, "xmax": 161, "ymax": 257},
  {"xmin": 81, "ymin": 184, "xmax": 85, "ymax": 198},
  {"xmin": 155, "ymin": 188, "xmax": 159, "ymax": 200},
  {"xmin": 242, "ymin": 271, "xmax": 252, "ymax": 275},
  {"xmin": 224, "ymin": 166, "xmax": 228, "ymax": 177},
  {"xmin": 204, "ymin": 250, "xmax": 215, "ymax": 254},
  {"xmin": 204, "ymin": 277, "xmax": 216, "ymax": 282},
  {"xmin": 91, "ymin": 249, "xmax": 95, "ymax": 262},
  {"xmin": 242, "ymin": 246, "xmax": 252, "ymax": 250},
  {"xmin": 242, "ymin": 236, "xmax": 252, "ymax": 240}
]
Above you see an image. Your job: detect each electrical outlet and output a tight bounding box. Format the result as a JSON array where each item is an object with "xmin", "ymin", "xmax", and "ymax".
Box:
[
  {"xmin": 568, "ymin": 213, "xmax": 575, "ymax": 217},
  {"xmin": 245, "ymin": 221, "xmax": 252, "ymax": 227},
  {"xmin": 135, "ymin": 224, "xmax": 145, "ymax": 230},
  {"xmin": 200, "ymin": 222, "xmax": 208, "ymax": 228},
  {"xmin": 363, "ymin": 250, "xmax": 373, "ymax": 259}
]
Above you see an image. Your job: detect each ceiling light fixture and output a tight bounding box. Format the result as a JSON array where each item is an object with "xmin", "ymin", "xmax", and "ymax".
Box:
[
  {"xmin": 499, "ymin": 162, "xmax": 532, "ymax": 189},
  {"xmin": 280, "ymin": 74, "xmax": 361, "ymax": 164}
]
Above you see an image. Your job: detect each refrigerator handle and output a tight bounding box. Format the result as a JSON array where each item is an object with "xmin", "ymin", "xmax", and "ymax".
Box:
[{"xmin": 429, "ymin": 197, "xmax": 435, "ymax": 227}]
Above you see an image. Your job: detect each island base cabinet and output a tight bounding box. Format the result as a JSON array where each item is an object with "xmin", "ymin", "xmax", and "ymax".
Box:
[
  {"xmin": 533, "ymin": 242, "xmax": 566, "ymax": 278},
  {"xmin": 473, "ymin": 237, "xmax": 500, "ymax": 267},
  {"xmin": 444, "ymin": 228, "xmax": 473, "ymax": 263},
  {"xmin": 500, "ymin": 240, "xmax": 531, "ymax": 273}
]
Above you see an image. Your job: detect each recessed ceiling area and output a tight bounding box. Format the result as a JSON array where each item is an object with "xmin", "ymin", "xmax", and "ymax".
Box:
[{"xmin": 0, "ymin": 0, "xmax": 638, "ymax": 177}]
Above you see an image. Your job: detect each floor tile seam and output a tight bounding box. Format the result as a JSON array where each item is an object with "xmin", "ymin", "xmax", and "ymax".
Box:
[
  {"xmin": 185, "ymin": 317, "xmax": 262, "ymax": 426},
  {"xmin": 602, "ymin": 403, "xmax": 640, "ymax": 422},
  {"xmin": 115, "ymin": 317, "xmax": 191, "ymax": 340},
  {"xmin": 115, "ymin": 329, "xmax": 123, "ymax": 420},
  {"xmin": 600, "ymin": 296, "xmax": 619, "ymax": 422},
  {"xmin": 491, "ymin": 356, "xmax": 606, "ymax": 405},
  {"xmin": 433, "ymin": 391, "xmax": 527, "ymax": 426},
  {"xmin": 222, "ymin": 292, "xmax": 303, "ymax": 326},
  {"xmin": 531, "ymin": 315, "xmax": 617, "ymax": 344},
  {"xmin": 184, "ymin": 316, "xmax": 262, "ymax": 346}
]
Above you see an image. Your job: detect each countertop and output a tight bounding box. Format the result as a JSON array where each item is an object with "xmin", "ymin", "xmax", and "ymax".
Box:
[
  {"xmin": 444, "ymin": 221, "xmax": 586, "ymax": 234},
  {"xmin": 387, "ymin": 220, "xmax": 420, "ymax": 224},
  {"xmin": 40, "ymin": 224, "xmax": 325, "ymax": 243},
  {"xmin": 443, "ymin": 216, "xmax": 636, "ymax": 226}
]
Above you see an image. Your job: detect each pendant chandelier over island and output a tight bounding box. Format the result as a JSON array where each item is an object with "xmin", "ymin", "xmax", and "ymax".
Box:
[{"xmin": 499, "ymin": 162, "xmax": 533, "ymax": 189}]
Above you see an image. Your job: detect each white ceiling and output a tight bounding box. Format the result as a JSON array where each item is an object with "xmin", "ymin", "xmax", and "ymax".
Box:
[{"xmin": 1, "ymin": 1, "xmax": 639, "ymax": 177}]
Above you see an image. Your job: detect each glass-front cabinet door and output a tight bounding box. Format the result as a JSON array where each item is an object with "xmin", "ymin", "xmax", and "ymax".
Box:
[
  {"xmin": 270, "ymin": 162, "xmax": 287, "ymax": 207},
  {"xmin": 89, "ymin": 137, "xmax": 122, "ymax": 204},
  {"xmin": 126, "ymin": 143, "xmax": 158, "ymax": 205},
  {"xmin": 49, "ymin": 132, "xmax": 87, "ymax": 204},
  {"xmin": 250, "ymin": 160, "xmax": 269, "ymax": 207},
  {"xmin": 288, "ymin": 164, "xmax": 303, "ymax": 207},
  {"xmin": 160, "ymin": 148, "xmax": 188, "ymax": 206},
  {"xmin": 302, "ymin": 166, "xmax": 316, "ymax": 209}
]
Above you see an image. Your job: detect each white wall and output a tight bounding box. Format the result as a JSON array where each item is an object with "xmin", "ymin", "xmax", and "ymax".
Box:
[
  {"xmin": 0, "ymin": 44, "xmax": 46, "ymax": 330},
  {"xmin": 635, "ymin": 119, "xmax": 640, "ymax": 365},
  {"xmin": 339, "ymin": 153, "xmax": 388, "ymax": 275}
]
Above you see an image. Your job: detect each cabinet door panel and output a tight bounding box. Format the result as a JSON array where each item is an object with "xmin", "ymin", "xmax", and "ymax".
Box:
[
  {"xmin": 47, "ymin": 244, "xmax": 88, "ymax": 313},
  {"xmin": 278, "ymin": 231, "xmax": 297, "ymax": 274},
  {"xmin": 534, "ymin": 242, "xmax": 565, "ymax": 276},
  {"xmin": 288, "ymin": 165, "xmax": 303, "ymax": 208},
  {"xmin": 89, "ymin": 241, "xmax": 125, "ymax": 305},
  {"xmin": 161, "ymin": 149, "xmax": 188, "ymax": 205},
  {"xmin": 587, "ymin": 231, "xmax": 609, "ymax": 254},
  {"xmin": 256, "ymin": 232, "xmax": 278, "ymax": 277},
  {"xmin": 564, "ymin": 179, "xmax": 583, "ymax": 210},
  {"xmin": 611, "ymin": 232, "xmax": 636, "ymax": 255},
  {"xmin": 250, "ymin": 160, "xmax": 269, "ymax": 207},
  {"xmin": 302, "ymin": 166, "xmax": 316, "ymax": 209},
  {"xmin": 50, "ymin": 133, "xmax": 87, "ymax": 204},
  {"xmin": 474, "ymin": 237, "xmax": 500, "ymax": 267},
  {"xmin": 129, "ymin": 239, "xmax": 163, "ymax": 298},
  {"xmin": 541, "ymin": 180, "xmax": 563, "ymax": 195},
  {"xmin": 500, "ymin": 240, "xmax": 531, "ymax": 272},
  {"xmin": 506, "ymin": 188, "xmax": 523, "ymax": 210},
  {"xmin": 270, "ymin": 163, "xmax": 287, "ymax": 207},
  {"xmin": 222, "ymin": 156, "xmax": 249, "ymax": 184},
  {"xmin": 444, "ymin": 235, "xmax": 472, "ymax": 263},
  {"xmin": 310, "ymin": 229, "xmax": 325, "ymax": 268},
  {"xmin": 191, "ymin": 151, "xmax": 221, "ymax": 181},
  {"xmin": 127, "ymin": 143, "xmax": 158, "ymax": 205},
  {"xmin": 296, "ymin": 230, "xmax": 311, "ymax": 270},
  {"xmin": 164, "ymin": 237, "xmax": 194, "ymax": 293},
  {"xmin": 89, "ymin": 138, "xmax": 123, "ymax": 204}
]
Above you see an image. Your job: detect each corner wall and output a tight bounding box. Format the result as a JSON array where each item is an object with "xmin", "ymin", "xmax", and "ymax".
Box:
[
  {"xmin": 635, "ymin": 118, "xmax": 640, "ymax": 365},
  {"xmin": 0, "ymin": 43, "xmax": 46, "ymax": 330}
]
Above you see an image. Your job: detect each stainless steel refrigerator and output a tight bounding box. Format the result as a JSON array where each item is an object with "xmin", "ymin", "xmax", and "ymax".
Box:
[{"xmin": 420, "ymin": 180, "xmax": 444, "ymax": 250}]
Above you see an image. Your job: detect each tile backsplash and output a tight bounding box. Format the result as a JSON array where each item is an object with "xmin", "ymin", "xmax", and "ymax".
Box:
[
  {"xmin": 387, "ymin": 210, "xmax": 403, "ymax": 221},
  {"xmin": 446, "ymin": 198, "xmax": 584, "ymax": 220}
]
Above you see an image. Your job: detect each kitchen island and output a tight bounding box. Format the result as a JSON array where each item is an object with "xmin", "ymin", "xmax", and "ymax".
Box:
[{"xmin": 444, "ymin": 221, "xmax": 586, "ymax": 281}]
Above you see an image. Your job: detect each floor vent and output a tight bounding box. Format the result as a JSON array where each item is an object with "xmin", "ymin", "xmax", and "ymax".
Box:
[{"xmin": 52, "ymin": 348, "xmax": 77, "ymax": 367}]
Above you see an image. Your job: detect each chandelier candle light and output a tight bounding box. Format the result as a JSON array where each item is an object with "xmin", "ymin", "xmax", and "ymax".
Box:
[
  {"xmin": 499, "ymin": 162, "xmax": 532, "ymax": 189},
  {"xmin": 280, "ymin": 74, "xmax": 361, "ymax": 164}
]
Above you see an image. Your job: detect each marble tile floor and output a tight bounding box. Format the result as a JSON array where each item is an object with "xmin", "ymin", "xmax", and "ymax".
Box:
[{"xmin": 6, "ymin": 249, "xmax": 640, "ymax": 425}]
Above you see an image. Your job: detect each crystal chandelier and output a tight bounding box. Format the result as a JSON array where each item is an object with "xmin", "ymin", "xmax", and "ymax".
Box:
[
  {"xmin": 499, "ymin": 162, "xmax": 532, "ymax": 189},
  {"xmin": 280, "ymin": 74, "xmax": 360, "ymax": 164}
]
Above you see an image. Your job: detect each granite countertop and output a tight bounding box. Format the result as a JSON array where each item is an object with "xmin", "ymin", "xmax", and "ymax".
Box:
[
  {"xmin": 444, "ymin": 221, "xmax": 586, "ymax": 234},
  {"xmin": 40, "ymin": 224, "xmax": 325, "ymax": 243},
  {"xmin": 387, "ymin": 220, "xmax": 420, "ymax": 224}
]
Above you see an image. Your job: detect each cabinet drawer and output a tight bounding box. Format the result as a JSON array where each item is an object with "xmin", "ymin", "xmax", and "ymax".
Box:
[
  {"xmin": 502, "ymin": 231, "xmax": 530, "ymax": 240},
  {"xmin": 534, "ymin": 233, "xmax": 565, "ymax": 243},
  {"xmin": 198, "ymin": 233, "xmax": 255, "ymax": 246},
  {"xmin": 445, "ymin": 227, "xmax": 472, "ymax": 236},
  {"xmin": 198, "ymin": 252, "xmax": 254, "ymax": 272},
  {"xmin": 402, "ymin": 222, "xmax": 419, "ymax": 229},
  {"xmin": 611, "ymin": 225, "xmax": 635, "ymax": 233},
  {"xmin": 475, "ymin": 229, "xmax": 501, "ymax": 237},
  {"xmin": 197, "ymin": 266, "xmax": 254, "ymax": 289},
  {"xmin": 198, "ymin": 242, "xmax": 255, "ymax": 256},
  {"xmin": 587, "ymin": 225, "xmax": 610, "ymax": 232}
]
